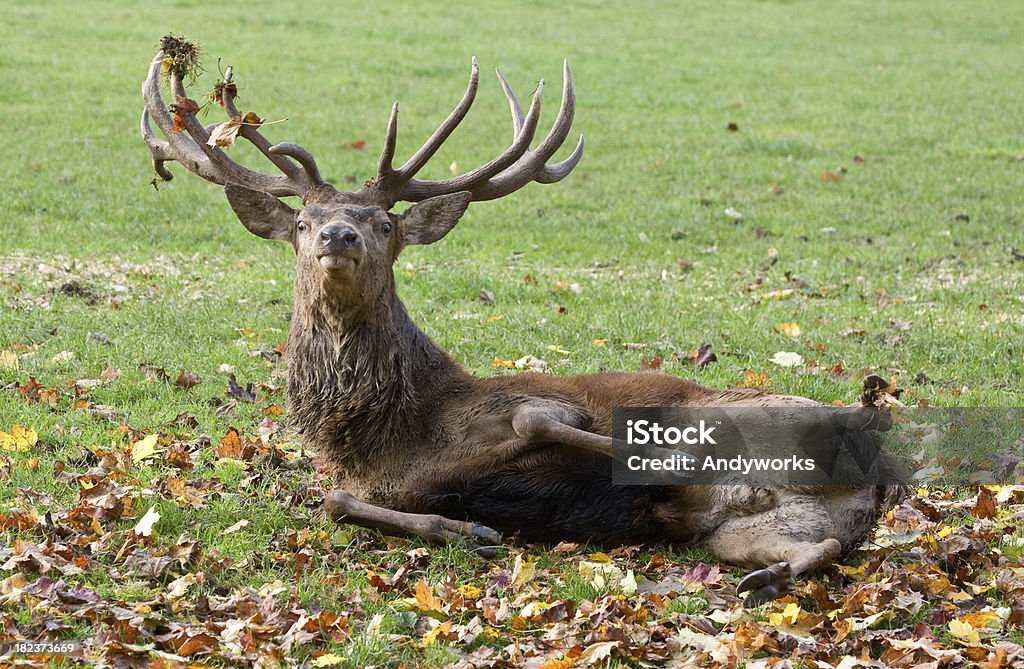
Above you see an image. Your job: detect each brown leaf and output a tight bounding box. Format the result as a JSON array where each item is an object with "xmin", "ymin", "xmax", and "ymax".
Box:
[
  {"xmin": 139, "ymin": 364, "xmax": 170, "ymax": 382},
  {"xmin": 261, "ymin": 403, "xmax": 283, "ymax": 417},
  {"xmin": 170, "ymin": 96, "xmax": 200, "ymax": 133},
  {"xmin": 821, "ymin": 168, "xmax": 843, "ymax": 183},
  {"xmin": 174, "ymin": 371, "xmax": 202, "ymax": 390},
  {"xmin": 241, "ymin": 111, "xmax": 263, "ymax": 126},
  {"xmin": 973, "ymin": 486, "xmax": 998, "ymax": 520},
  {"xmin": 640, "ymin": 356, "xmax": 662, "ymax": 371},
  {"xmin": 207, "ymin": 118, "xmax": 242, "ymax": 147},
  {"xmin": 226, "ymin": 373, "xmax": 256, "ymax": 402},
  {"xmin": 688, "ymin": 342, "xmax": 717, "ymax": 367},
  {"xmin": 351, "ymin": 139, "xmax": 367, "ymax": 151}
]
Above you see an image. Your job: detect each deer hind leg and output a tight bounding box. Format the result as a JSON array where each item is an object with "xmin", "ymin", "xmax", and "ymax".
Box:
[
  {"xmin": 323, "ymin": 490, "xmax": 502, "ymax": 557},
  {"xmin": 511, "ymin": 403, "xmax": 693, "ymax": 484},
  {"xmin": 705, "ymin": 500, "xmax": 842, "ymax": 606}
]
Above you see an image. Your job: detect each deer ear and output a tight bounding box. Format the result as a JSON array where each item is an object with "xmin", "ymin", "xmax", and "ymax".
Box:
[
  {"xmin": 397, "ymin": 191, "xmax": 472, "ymax": 246},
  {"xmin": 225, "ymin": 182, "xmax": 297, "ymax": 242}
]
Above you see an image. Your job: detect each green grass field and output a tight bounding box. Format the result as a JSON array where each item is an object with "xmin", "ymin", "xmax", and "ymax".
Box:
[{"xmin": 2, "ymin": 1, "xmax": 1023, "ymax": 666}]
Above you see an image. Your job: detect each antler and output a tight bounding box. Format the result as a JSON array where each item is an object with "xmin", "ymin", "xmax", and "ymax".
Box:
[
  {"xmin": 364, "ymin": 58, "xmax": 584, "ymax": 207},
  {"xmin": 141, "ymin": 40, "xmax": 324, "ymax": 199}
]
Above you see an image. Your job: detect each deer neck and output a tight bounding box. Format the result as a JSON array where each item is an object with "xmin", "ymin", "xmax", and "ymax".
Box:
[{"xmin": 286, "ymin": 288, "xmax": 467, "ymax": 466}]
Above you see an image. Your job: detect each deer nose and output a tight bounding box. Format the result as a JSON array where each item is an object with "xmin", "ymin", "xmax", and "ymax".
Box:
[{"xmin": 321, "ymin": 225, "xmax": 360, "ymax": 249}]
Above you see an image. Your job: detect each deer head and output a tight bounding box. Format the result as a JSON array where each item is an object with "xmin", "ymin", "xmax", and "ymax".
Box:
[{"xmin": 141, "ymin": 37, "xmax": 583, "ymax": 317}]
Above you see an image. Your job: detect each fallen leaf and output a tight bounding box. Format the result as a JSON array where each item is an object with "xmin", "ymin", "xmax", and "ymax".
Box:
[
  {"xmin": 174, "ymin": 371, "xmax": 202, "ymax": 389},
  {"xmin": 0, "ymin": 425, "xmax": 37, "ymax": 452},
  {"xmin": 776, "ymin": 322, "xmax": 801, "ymax": 337},
  {"xmin": 689, "ymin": 342, "xmax": 717, "ymax": 367},
  {"xmin": 311, "ymin": 653, "xmax": 345, "ymax": 667},
  {"xmin": 0, "ymin": 350, "xmax": 19, "ymax": 370},
  {"xmin": 134, "ymin": 505, "xmax": 161, "ymax": 537},
  {"xmin": 771, "ymin": 351, "xmax": 804, "ymax": 367},
  {"xmin": 579, "ymin": 640, "xmax": 619, "ymax": 666},
  {"xmin": 223, "ymin": 519, "xmax": 248, "ymax": 535},
  {"xmin": 973, "ymin": 486, "xmax": 998, "ymax": 520},
  {"xmin": 131, "ymin": 433, "xmax": 162, "ymax": 464}
]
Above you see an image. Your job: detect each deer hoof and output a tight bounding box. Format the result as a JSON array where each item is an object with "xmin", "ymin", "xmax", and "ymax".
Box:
[
  {"xmin": 465, "ymin": 523, "xmax": 503, "ymax": 558},
  {"xmin": 736, "ymin": 561, "xmax": 795, "ymax": 606}
]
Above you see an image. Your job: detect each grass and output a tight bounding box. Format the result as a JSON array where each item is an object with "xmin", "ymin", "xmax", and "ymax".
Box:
[{"xmin": 1, "ymin": 0, "xmax": 1023, "ymax": 666}]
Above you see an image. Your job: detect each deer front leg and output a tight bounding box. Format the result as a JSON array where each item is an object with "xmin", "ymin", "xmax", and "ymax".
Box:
[
  {"xmin": 323, "ymin": 490, "xmax": 503, "ymax": 558},
  {"xmin": 705, "ymin": 497, "xmax": 843, "ymax": 606},
  {"xmin": 732, "ymin": 538, "xmax": 842, "ymax": 605}
]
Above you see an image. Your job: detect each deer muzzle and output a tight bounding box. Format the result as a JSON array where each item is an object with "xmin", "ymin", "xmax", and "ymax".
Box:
[{"xmin": 318, "ymin": 224, "xmax": 363, "ymax": 269}]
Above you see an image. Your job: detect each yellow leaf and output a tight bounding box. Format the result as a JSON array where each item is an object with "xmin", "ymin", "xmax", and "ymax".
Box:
[
  {"xmin": 960, "ymin": 609, "xmax": 1002, "ymax": 630},
  {"xmin": 512, "ymin": 554, "xmax": 537, "ymax": 588},
  {"xmin": 767, "ymin": 602, "xmax": 801, "ymax": 627},
  {"xmin": 587, "ymin": 551, "xmax": 613, "ymax": 564},
  {"xmin": 776, "ymin": 322, "xmax": 801, "ymax": 337},
  {"xmin": 539, "ymin": 657, "xmax": 576, "ymax": 669},
  {"xmin": 546, "ymin": 344, "xmax": 572, "ymax": 355},
  {"xmin": 0, "ymin": 425, "xmax": 37, "ymax": 452},
  {"xmin": 456, "ymin": 584, "xmax": 482, "ymax": 598},
  {"xmin": 948, "ymin": 618, "xmax": 981, "ymax": 644},
  {"xmin": 134, "ymin": 505, "xmax": 161, "ymax": 537},
  {"xmin": 131, "ymin": 433, "xmax": 162, "ymax": 464},
  {"xmin": 492, "ymin": 357, "xmax": 515, "ymax": 368},
  {"xmin": 413, "ymin": 580, "xmax": 446, "ymax": 615},
  {"xmin": 592, "ymin": 339, "xmax": 607, "ymax": 347},
  {"xmin": 0, "ymin": 350, "xmax": 19, "ymax": 370},
  {"xmin": 311, "ymin": 653, "xmax": 344, "ymax": 667},
  {"xmin": 487, "ymin": 315, "xmax": 503, "ymax": 322},
  {"xmin": 422, "ymin": 621, "xmax": 452, "ymax": 646}
]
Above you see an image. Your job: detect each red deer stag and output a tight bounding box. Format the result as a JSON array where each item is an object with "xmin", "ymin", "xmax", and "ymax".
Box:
[{"xmin": 141, "ymin": 36, "xmax": 905, "ymax": 604}]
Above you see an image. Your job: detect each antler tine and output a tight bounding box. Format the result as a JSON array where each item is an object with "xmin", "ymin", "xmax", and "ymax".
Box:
[
  {"xmin": 141, "ymin": 45, "xmax": 319, "ymax": 198},
  {"xmin": 390, "ymin": 58, "xmax": 481, "ymax": 182},
  {"xmin": 376, "ymin": 102, "xmax": 400, "ymax": 183},
  {"xmin": 269, "ymin": 143, "xmax": 324, "ymax": 185},
  {"xmin": 365, "ymin": 58, "xmax": 583, "ymax": 206},
  {"xmin": 468, "ymin": 60, "xmax": 581, "ymax": 201},
  {"xmin": 391, "ymin": 78, "xmax": 545, "ymax": 202},
  {"xmin": 141, "ymin": 108, "xmax": 176, "ymax": 181},
  {"xmin": 495, "ymin": 68, "xmax": 525, "ymax": 137}
]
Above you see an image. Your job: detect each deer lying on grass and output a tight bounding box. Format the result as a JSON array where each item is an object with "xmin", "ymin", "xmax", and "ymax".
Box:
[{"xmin": 141, "ymin": 36, "xmax": 906, "ymax": 604}]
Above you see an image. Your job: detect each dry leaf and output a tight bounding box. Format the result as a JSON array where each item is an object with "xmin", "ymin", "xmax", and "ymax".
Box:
[
  {"xmin": 0, "ymin": 350, "xmax": 19, "ymax": 370},
  {"xmin": 134, "ymin": 505, "xmax": 161, "ymax": 537},
  {"xmin": 131, "ymin": 433, "xmax": 162, "ymax": 464},
  {"xmin": 223, "ymin": 519, "xmax": 249, "ymax": 535},
  {"xmin": 776, "ymin": 322, "xmax": 801, "ymax": 337},
  {"xmin": 771, "ymin": 351, "xmax": 804, "ymax": 367},
  {"xmin": 0, "ymin": 425, "xmax": 37, "ymax": 452},
  {"xmin": 208, "ymin": 118, "xmax": 242, "ymax": 147}
]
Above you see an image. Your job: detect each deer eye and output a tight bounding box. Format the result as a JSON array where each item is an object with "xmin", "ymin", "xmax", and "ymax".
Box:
[
  {"xmin": 381, "ymin": 222, "xmax": 392, "ymax": 235},
  {"xmin": 297, "ymin": 221, "xmax": 308, "ymax": 232}
]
